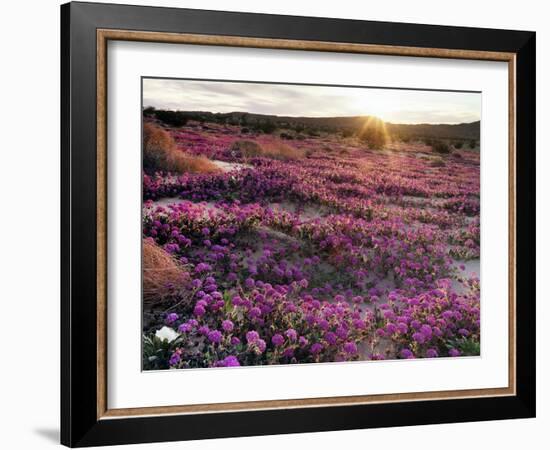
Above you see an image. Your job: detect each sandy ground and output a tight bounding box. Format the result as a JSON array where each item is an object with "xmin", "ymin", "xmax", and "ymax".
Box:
[
  {"xmin": 212, "ymin": 160, "xmax": 251, "ymax": 172},
  {"xmin": 146, "ymin": 190, "xmax": 480, "ymax": 361}
]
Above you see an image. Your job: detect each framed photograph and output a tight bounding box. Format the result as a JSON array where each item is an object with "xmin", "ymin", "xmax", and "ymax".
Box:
[{"xmin": 61, "ymin": 1, "xmax": 536, "ymax": 447}]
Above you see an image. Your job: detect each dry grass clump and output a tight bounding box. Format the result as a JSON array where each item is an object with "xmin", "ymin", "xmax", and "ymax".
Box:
[
  {"xmin": 143, "ymin": 122, "xmax": 219, "ymax": 174},
  {"xmin": 261, "ymin": 141, "xmax": 305, "ymax": 160},
  {"xmin": 358, "ymin": 118, "xmax": 389, "ymax": 150},
  {"xmin": 429, "ymin": 156, "xmax": 446, "ymax": 167},
  {"xmin": 230, "ymin": 139, "xmax": 305, "ymax": 160},
  {"xmin": 143, "ymin": 238, "xmax": 190, "ymax": 304},
  {"xmin": 166, "ymin": 153, "xmax": 220, "ymax": 174},
  {"xmin": 431, "ymin": 140, "xmax": 452, "ymax": 154},
  {"xmin": 143, "ymin": 122, "xmax": 175, "ymax": 170},
  {"xmin": 230, "ymin": 139, "xmax": 264, "ymax": 158}
]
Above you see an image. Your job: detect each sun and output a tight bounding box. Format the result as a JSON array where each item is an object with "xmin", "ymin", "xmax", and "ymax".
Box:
[{"xmin": 352, "ymin": 93, "xmax": 397, "ymax": 121}]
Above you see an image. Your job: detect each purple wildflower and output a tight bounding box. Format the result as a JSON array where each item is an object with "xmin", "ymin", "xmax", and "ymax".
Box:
[
  {"xmin": 343, "ymin": 342, "xmax": 358, "ymax": 355},
  {"xmin": 255, "ymin": 339, "xmax": 267, "ymax": 353},
  {"xmin": 222, "ymin": 320, "xmax": 234, "ymax": 332},
  {"xmin": 246, "ymin": 330, "xmax": 260, "ymax": 344},
  {"xmin": 325, "ymin": 331, "xmax": 338, "ymax": 345},
  {"xmin": 178, "ymin": 322, "xmax": 193, "ymax": 333},
  {"xmin": 248, "ymin": 307, "xmax": 262, "ymax": 319},
  {"xmin": 271, "ymin": 334, "xmax": 284, "ymax": 346},
  {"xmin": 169, "ymin": 349, "xmax": 182, "ymax": 366},
  {"xmin": 220, "ymin": 355, "xmax": 240, "ymax": 367},
  {"xmin": 426, "ymin": 348, "xmax": 438, "ymax": 358},
  {"xmin": 310, "ymin": 343, "xmax": 323, "ymax": 355},
  {"xmin": 193, "ymin": 304, "xmax": 206, "ymax": 317},
  {"xmin": 165, "ymin": 313, "xmax": 179, "ymax": 325},
  {"xmin": 412, "ymin": 332, "xmax": 426, "ymax": 344},
  {"xmin": 285, "ymin": 328, "xmax": 298, "ymax": 341},
  {"xmin": 207, "ymin": 330, "xmax": 223, "ymax": 344}
]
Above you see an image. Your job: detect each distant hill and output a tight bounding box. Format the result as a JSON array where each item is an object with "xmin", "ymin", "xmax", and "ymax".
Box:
[
  {"xmin": 387, "ymin": 121, "xmax": 480, "ymax": 141},
  {"xmin": 144, "ymin": 107, "xmax": 480, "ymax": 141}
]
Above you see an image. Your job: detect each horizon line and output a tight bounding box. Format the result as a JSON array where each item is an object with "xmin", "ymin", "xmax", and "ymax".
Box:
[{"xmin": 143, "ymin": 106, "xmax": 480, "ymax": 127}]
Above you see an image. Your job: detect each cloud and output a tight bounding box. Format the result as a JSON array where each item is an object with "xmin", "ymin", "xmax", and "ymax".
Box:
[{"xmin": 143, "ymin": 78, "xmax": 480, "ymax": 124}]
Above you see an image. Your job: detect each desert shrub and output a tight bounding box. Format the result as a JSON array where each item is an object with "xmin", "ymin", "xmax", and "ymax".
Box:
[
  {"xmin": 240, "ymin": 127, "xmax": 250, "ymax": 134},
  {"xmin": 261, "ymin": 141, "xmax": 305, "ymax": 160},
  {"xmin": 143, "ymin": 123, "xmax": 219, "ymax": 174},
  {"xmin": 143, "ymin": 238, "xmax": 190, "ymax": 304},
  {"xmin": 230, "ymin": 139, "xmax": 304, "ymax": 160},
  {"xmin": 429, "ymin": 156, "xmax": 446, "ymax": 167},
  {"xmin": 358, "ymin": 118, "xmax": 389, "ymax": 149},
  {"xmin": 280, "ymin": 132, "xmax": 294, "ymax": 140},
  {"xmin": 455, "ymin": 338, "xmax": 481, "ymax": 356},
  {"xmin": 431, "ymin": 140, "xmax": 452, "ymax": 154},
  {"xmin": 306, "ymin": 129, "xmax": 320, "ymax": 137},
  {"xmin": 167, "ymin": 154, "xmax": 220, "ymax": 174},
  {"xmin": 154, "ymin": 110, "xmax": 189, "ymax": 127},
  {"xmin": 469, "ymin": 140, "xmax": 477, "ymax": 149},
  {"xmin": 454, "ymin": 140, "xmax": 464, "ymax": 149},
  {"xmin": 341, "ymin": 129, "xmax": 354, "ymax": 138},
  {"xmin": 252, "ymin": 120, "xmax": 277, "ymax": 134},
  {"xmin": 143, "ymin": 106, "xmax": 156, "ymax": 116},
  {"xmin": 230, "ymin": 139, "xmax": 264, "ymax": 158},
  {"xmin": 143, "ymin": 123, "xmax": 176, "ymax": 171}
]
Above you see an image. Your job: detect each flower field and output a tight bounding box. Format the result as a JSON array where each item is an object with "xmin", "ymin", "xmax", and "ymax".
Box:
[{"xmin": 142, "ymin": 120, "xmax": 480, "ymax": 370}]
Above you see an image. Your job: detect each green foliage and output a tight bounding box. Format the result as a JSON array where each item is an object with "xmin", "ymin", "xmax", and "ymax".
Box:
[
  {"xmin": 154, "ymin": 110, "xmax": 189, "ymax": 127},
  {"xmin": 306, "ymin": 129, "xmax": 320, "ymax": 137},
  {"xmin": 358, "ymin": 119, "xmax": 388, "ymax": 150},
  {"xmin": 252, "ymin": 120, "xmax": 277, "ymax": 134},
  {"xmin": 429, "ymin": 156, "xmax": 446, "ymax": 167},
  {"xmin": 143, "ymin": 106, "xmax": 156, "ymax": 116},
  {"xmin": 454, "ymin": 140, "xmax": 464, "ymax": 149},
  {"xmin": 431, "ymin": 140, "xmax": 452, "ymax": 154},
  {"xmin": 143, "ymin": 335, "xmax": 178, "ymax": 370},
  {"xmin": 280, "ymin": 132, "xmax": 294, "ymax": 140},
  {"xmin": 341, "ymin": 129, "xmax": 354, "ymax": 138},
  {"xmin": 230, "ymin": 139, "xmax": 263, "ymax": 158},
  {"xmin": 446, "ymin": 337, "xmax": 480, "ymax": 356}
]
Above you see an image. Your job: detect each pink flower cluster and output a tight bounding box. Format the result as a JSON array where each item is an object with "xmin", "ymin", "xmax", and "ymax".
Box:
[{"xmin": 142, "ymin": 123, "xmax": 480, "ymax": 369}]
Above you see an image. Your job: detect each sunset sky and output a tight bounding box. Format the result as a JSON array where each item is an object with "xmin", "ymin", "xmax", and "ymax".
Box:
[{"xmin": 143, "ymin": 78, "xmax": 481, "ymax": 125}]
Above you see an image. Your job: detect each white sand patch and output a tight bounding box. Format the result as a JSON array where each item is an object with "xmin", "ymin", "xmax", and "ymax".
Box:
[
  {"xmin": 144, "ymin": 198, "xmax": 223, "ymax": 217},
  {"xmin": 451, "ymin": 258, "xmax": 480, "ymax": 294},
  {"xmin": 268, "ymin": 201, "xmax": 328, "ymax": 221},
  {"xmin": 212, "ymin": 160, "xmax": 251, "ymax": 172}
]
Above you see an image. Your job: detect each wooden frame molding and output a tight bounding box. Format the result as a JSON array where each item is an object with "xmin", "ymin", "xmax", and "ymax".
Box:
[{"xmin": 96, "ymin": 28, "xmax": 517, "ymax": 420}]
